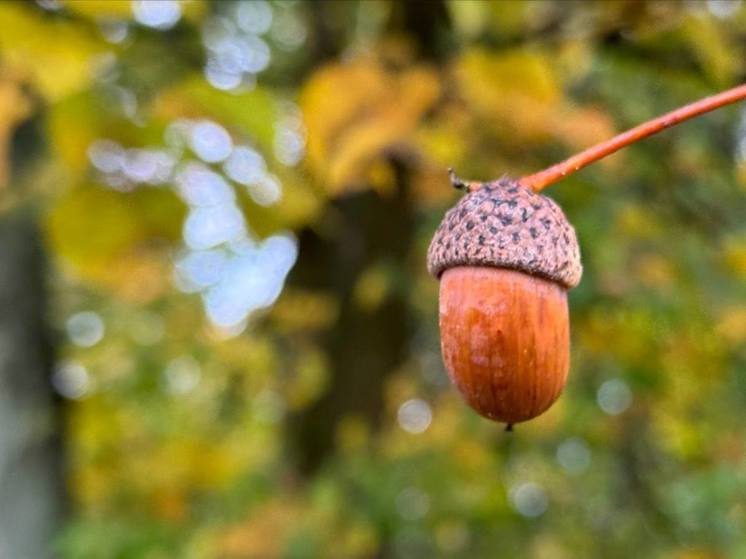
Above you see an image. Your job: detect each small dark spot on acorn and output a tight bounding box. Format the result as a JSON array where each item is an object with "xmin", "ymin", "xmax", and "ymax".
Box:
[
  {"xmin": 459, "ymin": 209, "xmax": 467, "ymax": 218},
  {"xmin": 541, "ymin": 218, "xmax": 551, "ymax": 230},
  {"xmin": 489, "ymin": 226, "xmax": 497, "ymax": 234},
  {"xmin": 508, "ymin": 200, "xmax": 517, "ymax": 208},
  {"xmin": 512, "ymin": 232, "xmax": 520, "ymax": 242},
  {"xmin": 466, "ymin": 221, "xmax": 475, "ymax": 231},
  {"xmin": 530, "ymin": 227, "xmax": 538, "ymax": 239},
  {"xmin": 478, "ymin": 235, "xmax": 485, "ymax": 245},
  {"xmin": 563, "ymin": 233, "xmax": 570, "ymax": 243},
  {"xmin": 500, "ymin": 216, "xmax": 513, "ymax": 226},
  {"xmin": 480, "ymin": 214, "xmax": 488, "ymax": 221},
  {"xmin": 507, "ymin": 186, "xmax": 518, "ymax": 194},
  {"xmin": 532, "ymin": 203, "xmax": 541, "ymax": 211},
  {"xmin": 521, "ymin": 208, "xmax": 529, "ymax": 222}
]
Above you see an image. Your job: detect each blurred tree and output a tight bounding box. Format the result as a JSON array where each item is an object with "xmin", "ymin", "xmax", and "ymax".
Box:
[
  {"xmin": 0, "ymin": 72, "xmax": 64, "ymax": 559},
  {"xmin": 0, "ymin": 210, "xmax": 65, "ymax": 559}
]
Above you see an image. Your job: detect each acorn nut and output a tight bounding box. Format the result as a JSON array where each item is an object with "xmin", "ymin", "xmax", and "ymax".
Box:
[{"xmin": 427, "ymin": 178, "xmax": 582, "ymax": 426}]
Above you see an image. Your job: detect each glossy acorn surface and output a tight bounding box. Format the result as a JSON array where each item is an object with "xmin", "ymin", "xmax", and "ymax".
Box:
[
  {"xmin": 428, "ymin": 179, "xmax": 580, "ymax": 425},
  {"xmin": 439, "ymin": 266, "xmax": 569, "ymax": 423}
]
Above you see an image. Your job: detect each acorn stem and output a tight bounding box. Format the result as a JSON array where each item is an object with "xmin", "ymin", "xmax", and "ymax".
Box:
[
  {"xmin": 448, "ymin": 168, "xmax": 483, "ymax": 193},
  {"xmin": 519, "ymin": 83, "xmax": 746, "ymax": 193}
]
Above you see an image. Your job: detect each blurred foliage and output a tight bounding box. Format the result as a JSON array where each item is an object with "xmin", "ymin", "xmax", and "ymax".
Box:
[{"xmin": 2, "ymin": 0, "xmax": 746, "ymax": 557}]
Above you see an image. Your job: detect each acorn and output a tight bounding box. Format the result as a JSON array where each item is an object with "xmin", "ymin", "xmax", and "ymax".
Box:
[
  {"xmin": 427, "ymin": 174, "xmax": 581, "ymax": 425},
  {"xmin": 426, "ymin": 84, "xmax": 746, "ymax": 427}
]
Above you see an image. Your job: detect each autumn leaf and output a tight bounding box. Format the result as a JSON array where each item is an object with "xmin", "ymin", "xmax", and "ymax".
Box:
[
  {"xmin": 454, "ymin": 48, "xmax": 616, "ymax": 152},
  {"xmin": 301, "ymin": 57, "xmax": 440, "ymax": 195},
  {"xmin": 0, "ymin": 3, "xmax": 104, "ymax": 101},
  {"xmin": 46, "ymin": 184, "xmax": 184, "ymax": 301}
]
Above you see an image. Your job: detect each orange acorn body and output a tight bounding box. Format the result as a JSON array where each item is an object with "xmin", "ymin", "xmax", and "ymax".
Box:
[
  {"xmin": 428, "ymin": 178, "xmax": 581, "ymax": 425},
  {"xmin": 439, "ymin": 267, "xmax": 569, "ymax": 423}
]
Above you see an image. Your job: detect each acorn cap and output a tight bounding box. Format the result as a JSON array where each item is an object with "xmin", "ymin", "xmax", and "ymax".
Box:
[{"xmin": 427, "ymin": 178, "xmax": 582, "ymax": 289}]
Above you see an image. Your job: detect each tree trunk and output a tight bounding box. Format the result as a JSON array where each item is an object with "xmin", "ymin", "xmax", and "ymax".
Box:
[
  {"xmin": 288, "ymin": 159, "xmax": 414, "ymax": 474},
  {"xmin": 0, "ymin": 208, "xmax": 65, "ymax": 559},
  {"xmin": 287, "ymin": 0, "xmax": 451, "ymax": 476}
]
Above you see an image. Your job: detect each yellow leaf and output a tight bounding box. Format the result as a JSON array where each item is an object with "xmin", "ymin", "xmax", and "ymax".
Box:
[
  {"xmin": 716, "ymin": 305, "xmax": 746, "ymax": 347},
  {"xmin": 47, "ymin": 91, "xmax": 102, "ymax": 175},
  {"xmin": 46, "ymin": 185, "xmax": 183, "ymax": 300},
  {"xmin": 0, "ymin": 3, "xmax": 103, "ymax": 101},
  {"xmin": 454, "ymin": 48, "xmax": 559, "ymax": 129},
  {"xmin": 48, "ymin": 90, "xmax": 170, "ymax": 176},
  {"xmin": 448, "ymin": 1, "xmax": 534, "ymax": 40},
  {"xmin": 153, "ymin": 77, "xmax": 278, "ymax": 154},
  {"xmin": 63, "ymin": 0, "xmax": 207, "ymax": 23},
  {"xmin": 300, "ymin": 58, "xmax": 439, "ymax": 194},
  {"xmin": 681, "ymin": 14, "xmax": 739, "ymax": 86},
  {"xmin": 453, "ymin": 47, "xmax": 617, "ymax": 156},
  {"xmin": 723, "ymin": 237, "xmax": 746, "ymax": 279},
  {"xmin": 62, "ymin": 0, "xmax": 133, "ymax": 18},
  {"xmin": 545, "ymin": 105, "xmax": 617, "ymax": 155}
]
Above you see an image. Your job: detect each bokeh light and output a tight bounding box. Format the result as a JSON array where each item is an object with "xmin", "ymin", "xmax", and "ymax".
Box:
[
  {"xmin": 556, "ymin": 437, "xmax": 592, "ymax": 475},
  {"xmin": 51, "ymin": 361, "xmax": 91, "ymax": 400},
  {"xmin": 223, "ymin": 146, "xmax": 266, "ymax": 185},
  {"xmin": 396, "ymin": 487, "xmax": 430, "ymax": 521},
  {"xmin": 509, "ymin": 482, "xmax": 548, "ymax": 518},
  {"xmin": 200, "ymin": 3, "xmax": 273, "ymax": 92},
  {"xmin": 132, "ymin": 0, "xmax": 181, "ymax": 30},
  {"xmin": 162, "ymin": 356, "xmax": 201, "ymax": 396},
  {"xmin": 397, "ymin": 398, "xmax": 433, "ymax": 434},
  {"xmin": 596, "ymin": 379, "xmax": 633, "ymax": 416},
  {"xmin": 176, "ymin": 162, "xmax": 235, "ymax": 208},
  {"xmin": 65, "ymin": 311, "xmax": 105, "ymax": 348},
  {"xmin": 236, "ymin": 0, "xmax": 273, "ymax": 35},
  {"xmin": 707, "ymin": 0, "xmax": 742, "ymax": 18},
  {"xmin": 188, "ymin": 120, "xmax": 233, "ymax": 164}
]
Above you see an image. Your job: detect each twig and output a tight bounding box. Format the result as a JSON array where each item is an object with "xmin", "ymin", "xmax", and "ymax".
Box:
[
  {"xmin": 519, "ymin": 84, "xmax": 746, "ymax": 192},
  {"xmin": 448, "ymin": 167, "xmax": 483, "ymax": 193}
]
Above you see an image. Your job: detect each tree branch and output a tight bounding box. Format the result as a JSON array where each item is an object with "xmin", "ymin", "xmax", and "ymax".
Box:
[{"xmin": 519, "ymin": 84, "xmax": 746, "ymax": 192}]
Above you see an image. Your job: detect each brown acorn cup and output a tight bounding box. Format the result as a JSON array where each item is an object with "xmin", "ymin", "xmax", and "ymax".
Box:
[{"xmin": 428, "ymin": 84, "xmax": 746, "ymax": 428}]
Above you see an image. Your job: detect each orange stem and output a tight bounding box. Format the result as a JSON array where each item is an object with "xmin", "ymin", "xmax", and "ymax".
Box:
[{"xmin": 519, "ymin": 84, "xmax": 746, "ymax": 193}]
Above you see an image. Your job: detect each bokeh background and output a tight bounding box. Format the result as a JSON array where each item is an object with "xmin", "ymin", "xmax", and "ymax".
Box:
[{"xmin": 2, "ymin": 1, "xmax": 746, "ymax": 557}]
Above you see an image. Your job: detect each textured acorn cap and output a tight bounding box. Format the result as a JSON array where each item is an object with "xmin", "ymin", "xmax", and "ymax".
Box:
[{"xmin": 427, "ymin": 178, "xmax": 582, "ymax": 289}]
